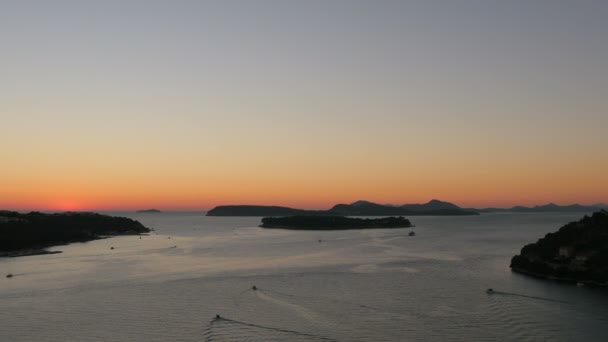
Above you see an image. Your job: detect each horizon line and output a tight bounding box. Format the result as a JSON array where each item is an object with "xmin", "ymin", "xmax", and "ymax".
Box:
[{"xmin": 2, "ymin": 199, "xmax": 606, "ymax": 213}]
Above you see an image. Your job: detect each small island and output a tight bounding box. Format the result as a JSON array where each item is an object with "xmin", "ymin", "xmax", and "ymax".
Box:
[
  {"xmin": 510, "ymin": 210, "xmax": 608, "ymax": 286},
  {"xmin": 137, "ymin": 209, "xmax": 162, "ymax": 213},
  {"xmin": 259, "ymin": 216, "xmax": 413, "ymax": 230},
  {"xmin": 0, "ymin": 211, "xmax": 151, "ymax": 257}
]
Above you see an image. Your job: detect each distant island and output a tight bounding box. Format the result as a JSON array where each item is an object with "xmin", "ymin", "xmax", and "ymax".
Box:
[
  {"xmin": 510, "ymin": 210, "xmax": 608, "ymax": 286},
  {"xmin": 137, "ymin": 209, "xmax": 162, "ymax": 213},
  {"xmin": 0, "ymin": 211, "xmax": 151, "ymax": 257},
  {"xmin": 474, "ymin": 203, "xmax": 606, "ymax": 213},
  {"xmin": 203, "ymin": 200, "xmax": 608, "ymax": 217},
  {"xmin": 207, "ymin": 199, "xmax": 479, "ymax": 216},
  {"xmin": 207, "ymin": 205, "xmax": 320, "ymax": 216},
  {"xmin": 260, "ymin": 216, "xmax": 413, "ymax": 230}
]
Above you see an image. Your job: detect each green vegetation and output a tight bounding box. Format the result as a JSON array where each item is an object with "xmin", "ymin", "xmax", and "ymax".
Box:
[
  {"xmin": 260, "ymin": 216, "xmax": 413, "ymax": 230},
  {"xmin": 510, "ymin": 210, "xmax": 608, "ymax": 285},
  {"xmin": 0, "ymin": 211, "xmax": 150, "ymax": 256}
]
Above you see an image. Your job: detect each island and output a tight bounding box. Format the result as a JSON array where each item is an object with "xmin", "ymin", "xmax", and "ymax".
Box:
[
  {"xmin": 207, "ymin": 199, "xmax": 478, "ymax": 216},
  {"xmin": 206, "ymin": 205, "xmax": 321, "ymax": 217},
  {"xmin": 259, "ymin": 216, "xmax": 413, "ymax": 230},
  {"xmin": 475, "ymin": 203, "xmax": 606, "ymax": 213},
  {"xmin": 510, "ymin": 210, "xmax": 608, "ymax": 286},
  {"xmin": 0, "ymin": 211, "xmax": 151, "ymax": 257},
  {"xmin": 137, "ymin": 209, "xmax": 162, "ymax": 213}
]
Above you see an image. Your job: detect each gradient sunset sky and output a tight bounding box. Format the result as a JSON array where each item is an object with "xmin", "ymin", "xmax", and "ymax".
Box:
[{"xmin": 1, "ymin": 1, "xmax": 607, "ymax": 211}]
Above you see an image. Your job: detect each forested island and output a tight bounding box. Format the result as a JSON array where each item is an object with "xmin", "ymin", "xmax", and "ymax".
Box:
[
  {"xmin": 0, "ymin": 211, "xmax": 150, "ymax": 257},
  {"xmin": 207, "ymin": 199, "xmax": 478, "ymax": 216},
  {"xmin": 259, "ymin": 216, "xmax": 413, "ymax": 230},
  {"xmin": 510, "ymin": 210, "xmax": 608, "ymax": 286},
  {"xmin": 137, "ymin": 209, "xmax": 162, "ymax": 213}
]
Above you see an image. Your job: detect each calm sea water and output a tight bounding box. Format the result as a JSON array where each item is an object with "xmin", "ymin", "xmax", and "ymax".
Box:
[{"xmin": 1, "ymin": 212, "xmax": 607, "ymax": 341}]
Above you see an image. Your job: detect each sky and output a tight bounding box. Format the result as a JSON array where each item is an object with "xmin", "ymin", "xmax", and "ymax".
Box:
[{"xmin": 1, "ymin": 0, "xmax": 607, "ymax": 211}]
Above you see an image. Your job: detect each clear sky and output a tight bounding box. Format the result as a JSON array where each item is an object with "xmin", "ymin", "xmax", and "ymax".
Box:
[{"xmin": 1, "ymin": 0, "xmax": 607, "ymax": 211}]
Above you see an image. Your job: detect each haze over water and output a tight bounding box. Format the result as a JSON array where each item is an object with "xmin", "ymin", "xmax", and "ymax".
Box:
[{"xmin": 2, "ymin": 212, "xmax": 607, "ymax": 341}]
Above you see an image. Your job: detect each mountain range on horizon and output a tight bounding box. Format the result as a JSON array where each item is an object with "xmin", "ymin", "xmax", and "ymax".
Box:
[
  {"xmin": 473, "ymin": 202, "xmax": 608, "ymax": 213},
  {"xmin": 206, "ymin": 200, "xmax": 607, "ymax": 216}
]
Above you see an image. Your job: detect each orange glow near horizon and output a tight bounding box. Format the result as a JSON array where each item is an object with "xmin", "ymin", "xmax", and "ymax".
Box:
[
  {"xmin": 1, "ymin": 2, "xmax": 607, "ymax": 212},
  {"xmin": 2, "ymin": 167, "xmax": 607, "ymax": 212}
]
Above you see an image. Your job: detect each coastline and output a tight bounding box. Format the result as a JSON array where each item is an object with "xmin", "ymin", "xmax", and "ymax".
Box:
[
  {"xmin": 259, "ymin": 216, "xmax": 414, "ymax": 230},
  {"xmin": 511, "ymin": 267, "xmax": 608, "ymax": 287},
  {"xmin": 260, "ymin": 225, "xmax": 414, "ymax": 230},
  {"xmin": 0, "ymin": 233, "xmax": 151, "ymax": 259},
  {"xmin": 1, "ymin": 249, "xmax": 63, "ymax": 258}
]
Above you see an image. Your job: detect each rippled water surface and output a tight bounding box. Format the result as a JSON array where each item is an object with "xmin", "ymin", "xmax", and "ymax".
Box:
[{"xmin": 1, "ymin": 212, "xmax": 607, "ymax": 341}]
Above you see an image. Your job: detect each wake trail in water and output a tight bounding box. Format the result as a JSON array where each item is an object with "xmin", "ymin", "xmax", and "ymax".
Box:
[
  {"xmin": 256, "ymin": 287, "xmax": 416, "ymax": 322},
  {"xmin": 231, "ymin": 287, "xmax": 252, "ymax": 312},
  {"xmin": 489, "ymin": 290, "xmax": 569, "ymax": 304},
  {"xmin": 323, "ymin": 233, "xmax": 414, "ymax": 243},
  {"xmin": 203, "ymin": 316, "xmax": 341, "ymax": 342},
  {"xmin": 260, "ymin": 288, "xmax": 384, "ymax": 312},
  {"xmin": 254, "ymin": 289, "xmax": 330, "ymax": 327}
]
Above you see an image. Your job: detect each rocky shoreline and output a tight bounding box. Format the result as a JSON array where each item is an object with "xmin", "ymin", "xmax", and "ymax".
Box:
[{"xmin": 510, "ymin": 211, "xmax": 608, "ymax": 286}]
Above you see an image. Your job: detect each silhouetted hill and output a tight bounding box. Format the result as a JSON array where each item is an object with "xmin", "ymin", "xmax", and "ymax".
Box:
[
  {"xmin": 205, "ymin": 205, "xmax": 324, "ymax": 216},
  {"xmin": 0, "ymin": 211, "xmax": 150, "ymax": 257},
  {"xmin": 510, "ymin": 210, "xmax": 608, "ymax": 285},
  {"xmin": 260, "ymin": 216, "xmax": 413, "ymax": 230},
  {"xmin": 328, "ymin": 201, "xmax": 403, "ymax": 216},
  {"xmin": 207, "ymin": 200, "xmax": 478, "ymax": 216},
  {"xmin": 328, "ymin": 199, "xmax": 477, "ymax": 216},
  {"xmin": 137, "ymin": 209, "xmax": 162, "ymax": 213},
  {"xmin": 476, "ymin": 203, "xmax": 603, "ymax": 213}
]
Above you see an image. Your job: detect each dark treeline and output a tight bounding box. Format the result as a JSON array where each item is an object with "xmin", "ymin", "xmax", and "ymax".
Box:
[
  {"xmin": 0, "ymin": 211, "xmax": 150, "ymax": 252},
  {"xmin": 260, "ymin": 216, "xmax": 413, "ymax": 230},
  {"xmin": 511, "ymin": 210, "xmax": 608, "ymax": 285}
]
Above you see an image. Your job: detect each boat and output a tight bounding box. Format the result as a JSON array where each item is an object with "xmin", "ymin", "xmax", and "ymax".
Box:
[
  {"xmin": 6, "ymin": 274, "xmax": 13, "ymax": 278},
  {"xmin": 486, "ymin": 288, "xmax": 494, "ymax": 294},
  {"xmin": 409, "ymin": 231, "xmax": 416, "ymax": 236}
]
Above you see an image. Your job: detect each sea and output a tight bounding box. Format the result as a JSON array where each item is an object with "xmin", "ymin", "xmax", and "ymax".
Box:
[{"xmin": 1, "ymin": 212, "xmax": 607, "ymax": 341}]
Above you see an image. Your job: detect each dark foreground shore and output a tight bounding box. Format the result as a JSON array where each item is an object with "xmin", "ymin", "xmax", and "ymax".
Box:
[
  {"xmin": 0, "ymin": 211, "xmax": 150, "ymax": 258},
  {"xmin": 510, "ymin": 210, "xmax": 608, "ymax": 286}
]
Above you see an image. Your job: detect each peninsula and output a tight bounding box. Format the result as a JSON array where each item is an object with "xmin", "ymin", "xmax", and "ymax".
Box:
[
  {"xmin": 207, "ymin": 199, "xmax": 478, "ymax": 216},
  {"xmin": 510, "ymin": 210, "xmax": 608, "ymax": 286},
  {"xmin": 259, "ymin": 216, "xmax": 413, "ymax": 230},
  {"xmin": 0, "ymin": 211, "xmax": 151, "ymax": 257}
]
